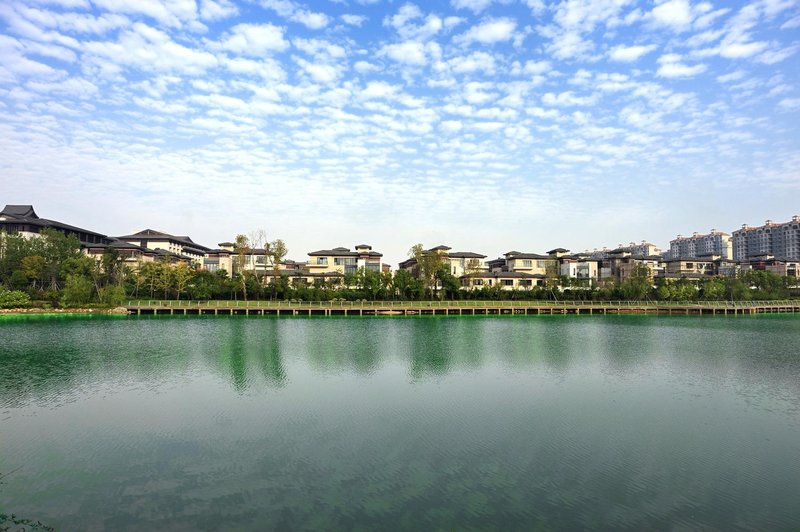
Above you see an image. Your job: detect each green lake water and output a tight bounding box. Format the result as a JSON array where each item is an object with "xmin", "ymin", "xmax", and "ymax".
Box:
[{"xmin": 1, "ymin": 314, "xmax": 799, "ymax": 531}]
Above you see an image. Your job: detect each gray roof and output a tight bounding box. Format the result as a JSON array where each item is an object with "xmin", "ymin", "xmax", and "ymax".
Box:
[
  {"xmin": 117, "ymin": 228, "xmax": 210, "ymax": 251},
  {"xmin": 0, "ymin": 204, "xmax": 108, "ymax": 242},
  {"xmin": 505, "ymin": 252, "xmax": 552, "ymax": 260},
  {"xmin": 0, "ymin": 205, "xmax": 38, "ymax": 219},
  {"xmin": 309, "ymin": 247, "xmax": 382, "ymax": 257},
  {"xmin": 448, "ymin": 251, "xmax": 487, "ymax": 259}
]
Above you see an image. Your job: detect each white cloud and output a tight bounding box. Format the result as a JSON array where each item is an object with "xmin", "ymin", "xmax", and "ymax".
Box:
[
  {"xmin": 656, "ymin": 53, "xmax": 707, "ymax": 78},
  {"xmin": 519, "ymin": 60, "xmax": 551, "ymax": 76},
  {"xmin": 451, "ymin": 0, "xmax": 494, "ymax": 14},
  {"xmin": 199, "ymin": 0, "xmax": 238, "ymax": 21},
  {"xmin": 91, "ymin": 0, "xmax": 198, "ymax": 28},
  {"xmin": 542, "ymin": 91, "xmax": 597, "ymax": 106},
  {"xmin": 778, "ymin": 98, "xmax": 800, "ymax": 110},
  {"xmin": 757, "ymin": 44, "xmax": 799, "ymax": 64},
  {"xmin": 649, "ymin": 0, "xmax": 695, "ymax": 31},
  {"xmin": 84, "ymin": 23, "xmax": 218, "ymax": 75},
  {"xmin": 341, "ymin": 14, "xmax": 367, "ymax": 26},
  {"xmin": 717, "ymin": 70, "xmax": 745, "ymax": 83},
  {"xmin": 608, "ymin": 44, "xmax": 657, "ymax": 62},
  {"xmin": 295, "ymin": 57, "xmax": 340, "ymax": 83},
  {"xmin": 541, "ymin": 29, "xmax": 593, "ymax": 60},
  {"xmin": 440, "ymin": 120, "xmax": 463, "ymax": 132},
  {"xmin": 360, "ymin": 81, "xmax": 400, "ymax": 100},
  {"xmin": 456, "ymin": 18, "xmax": 517, "ymax": 45},
  {"xmin": 292, "ymin": 11, "xmax": 329, "ymax": 30},
  {"xmin": 353, "ymin": 60, "xmax": 380, "ymax": 73},
  {"xmin": 381, "ymin": 41, "xmax": 428, "ymax": 66},
  {"xmin": 447, "ymin": 51, "xmax": 496, "ymax": 74},
  {"xmin": 218, "ymin": 23, "xmax": 288, "ymax": 55},
  {"xmin": 260, "ymin": 0, "xmax": 330, "ymax": 29}
]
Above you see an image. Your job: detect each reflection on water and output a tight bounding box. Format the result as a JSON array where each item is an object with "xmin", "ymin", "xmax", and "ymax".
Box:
[{"xmin": 1, "ymin": 314, "xmax": 799, "ymax": 530}]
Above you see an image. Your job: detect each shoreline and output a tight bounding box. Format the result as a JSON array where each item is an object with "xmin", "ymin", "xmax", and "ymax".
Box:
[{"xmin": 0, "ymin": 307, "xmax": 129, "ymax": 315}]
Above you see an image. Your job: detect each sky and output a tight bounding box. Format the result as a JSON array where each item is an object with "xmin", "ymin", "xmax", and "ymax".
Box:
[{"xmin": 1, "ymin": 0, "xmax": 799, "ymax": 266}]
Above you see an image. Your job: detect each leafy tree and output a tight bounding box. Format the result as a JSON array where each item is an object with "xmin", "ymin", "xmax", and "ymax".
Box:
[
  {"xmin": 270, "ymin": 239, "xmax": 288, "ymax": 274},
  {"xmin": 409, "ymin": 244, "xmax": 446, "ymax": 299},
  {"xmin": 9, "ymin": 270, "xmax": 28, "ymax": 290},
  {"xmin": 619, "ymin": 263, "xmax": 652, "ymax": 301},
  {"xmin": 154, "ymin": 260, "xmax": 174, "ymax": 299},
  {"xmin": 21, "ymin": 255, "xmax": 45, "ymax": 289},
  {"xmin": 61, "ymin": 274, "xmax": 94, "ymax": 306},
  {"xmin": 392, "ymin": 269, "xmax": 417, "ymax": 300},
  {"xmin": 233, "ymin": 234, "xmax": 250, "ymax": 301},
  {"xmin": 173, "ymin": 262, "xmax": 194, "ymax": 300},
  {"xmin": 98, "ymin": 285, "xmax": 126, "ymax": 306},
  {"xmin": 435, "ymin": 264, "xmax": 460, "ymax": 300}
]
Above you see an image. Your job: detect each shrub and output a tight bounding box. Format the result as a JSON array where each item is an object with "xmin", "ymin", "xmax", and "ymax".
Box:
[{"xmin": 0, "ymin": 289, "xmax": 31, "ymax": 308}]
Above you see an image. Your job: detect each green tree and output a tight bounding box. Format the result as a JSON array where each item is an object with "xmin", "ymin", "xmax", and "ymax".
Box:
[
  {"xmin": 61, "ymin": 274, "xmax": 94, "ymax": 306},
  {"xmin": 154, "ymin": 260, "xmax": 174, "ymax": 299},
  {"xmin": 392, "ymin": 269, "xmax": 417, "ymax": 300},
  {"xmin": 619, "ymin": 263, "xmax": 652, "ymax": 301},
  {"xmin": 435, "ymin": 264, "xmax": 461, "ymax": 300},
  {"xmin": 409, "ymin": 244, "xmax": 446, "ymax": 299},
  {"xmin": 21, "ymin": 255, "xmax": 45, "ymax": 289},
  {"xmin": 173, "ymin": 262, "xmax": 194, "ymax": 300},
  {"xmin": 233, "ymin": 234, "xmax": 250, "ymax": 301}
]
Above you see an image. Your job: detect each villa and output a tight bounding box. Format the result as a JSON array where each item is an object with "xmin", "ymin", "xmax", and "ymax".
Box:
[{"xmin": 306, "ymin": 244, "xmax": 384, "ymax": 275}]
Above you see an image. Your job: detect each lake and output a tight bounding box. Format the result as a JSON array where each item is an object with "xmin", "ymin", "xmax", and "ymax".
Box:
[{"xmin": 1, "ymin": 314, "xmax": 799, "ymax": 530}]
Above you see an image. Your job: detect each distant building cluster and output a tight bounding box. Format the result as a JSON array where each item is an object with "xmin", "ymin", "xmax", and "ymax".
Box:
[{"xmin": 1, "ymin": 204, "xmax": 798, "ymax": 290}]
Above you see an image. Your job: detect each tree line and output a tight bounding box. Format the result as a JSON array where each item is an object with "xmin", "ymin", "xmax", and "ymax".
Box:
[{"xmin": 0, "ymin": 233, "xmax": 797, "ymax": 309}]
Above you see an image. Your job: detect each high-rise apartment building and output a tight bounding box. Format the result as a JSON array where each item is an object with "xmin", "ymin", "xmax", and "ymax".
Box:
[
  {"xmin": 669, "ymin": 230, "xmax": 732, "ymax": 260},
  {"xmin": 733, "ymin": 216, "xmax": 800, "ymax": 261}
]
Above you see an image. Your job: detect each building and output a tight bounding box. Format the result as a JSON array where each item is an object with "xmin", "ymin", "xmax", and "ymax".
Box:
[
  {"xmin": 307, "ymin": 244, "xmax": 383, "ymax": 275},
  {"xmin": 493, "ymin": 251, "xmax": 555, "ymax": 276},
  {"xmin": 670, "ymin": 230, "xmax": 732, "ymax": 260},
  {"xmin": 0, "ymin": 204, "xmax": 109, "ymax": 247},
  {"xmin": 460, "ymin": 271, "xmax": 544, "ymax": 290},
  {"xmin": 601, "ymin": 248, "xmax": 664, "ymax": 281},
  {"xmin": 746, "ymin": 256, "xmax": 799, "ymax": 278},
  {"xmin": 590, "ymin": 241, "xmax": 661, "ymax": 260},
  {"xmin": 558, "ymin": 254, "xmax": 601, "ymax": 282},
  {"xmin": 203, "ymin": 245, "xmax": 235, "ymax": 273},
  {"xmin": 399, "ymin": 245, "xmax": 487, "ymax": 276},
  {"xmin": 664, "ymin": 259, "xmax": 718, "ymax": 278},
  {"xmin": 117, "ymin": 229, "xmax": 211, "ymax": 264},
  {"xmin": 733, "ymin": 216, "xmax": 800, "ymax": 261}
]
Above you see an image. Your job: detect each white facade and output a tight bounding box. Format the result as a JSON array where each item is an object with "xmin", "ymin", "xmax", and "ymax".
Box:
[
  {"xmin": 670, "ymin": 230, "xmax": 732, "ymax": 260},
  {"xmin": 733, "ymin": 216, "xmax": 800, "ymax": 261}
]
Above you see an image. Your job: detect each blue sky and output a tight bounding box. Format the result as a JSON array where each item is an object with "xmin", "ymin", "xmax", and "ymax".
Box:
[{"xmin": 1, "ymin": 0, "xmax": 798, "ymax": 265}]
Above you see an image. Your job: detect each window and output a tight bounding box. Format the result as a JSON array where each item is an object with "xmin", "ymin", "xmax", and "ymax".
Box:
[
  {"xmin": 536, "ymin": 261, "xmax": 545, "ymax": 268},
  {"xmin": 523, "ymin": 260, "xmax": 532, "ymax": 267},
  {"xmin": 317, "ymin": 257, "xmax": 328, "ymax": 265},
  {"xmin": 503, "ymin": 279, "xmax": 514, "ymax": 286},
  {"xmin": 334, "ymin": 257, "xmax": 356, "ymax": 266},
  {"xmin": 473, "ymin": 279, "xmax": 483, "ymax": 286}
]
